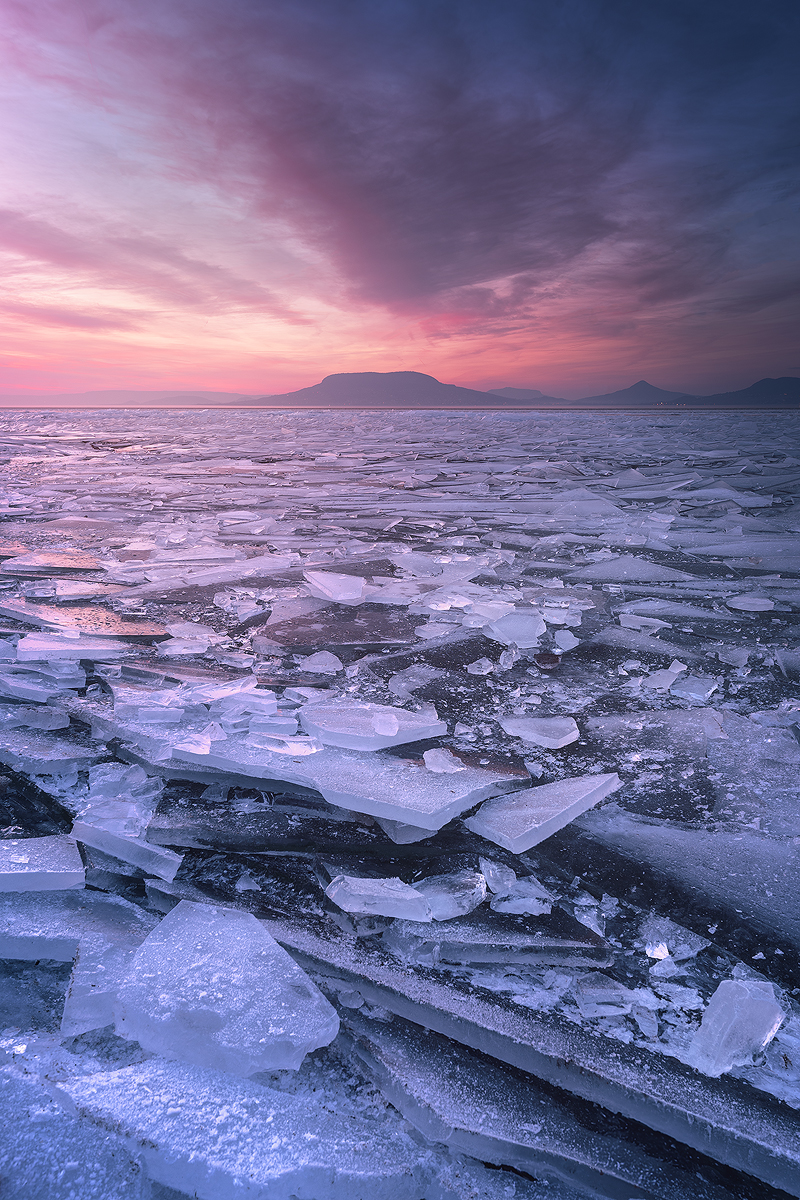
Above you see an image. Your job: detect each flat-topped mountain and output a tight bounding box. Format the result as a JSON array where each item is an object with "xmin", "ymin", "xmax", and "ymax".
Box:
[{"xmin": 250, "ymin": 370, "xmax": 541, "ymax": 407}]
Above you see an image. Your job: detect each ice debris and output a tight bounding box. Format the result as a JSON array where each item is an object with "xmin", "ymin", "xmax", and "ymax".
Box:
[{"xmin": 114, "ymin": 900, "xmax": 339, "ymax": 1073}]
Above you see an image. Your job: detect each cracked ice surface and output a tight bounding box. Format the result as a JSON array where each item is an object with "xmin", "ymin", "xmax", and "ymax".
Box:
[{"xmin": 1, "ymin": 407, "xmax": 800, "ymax": 1197}]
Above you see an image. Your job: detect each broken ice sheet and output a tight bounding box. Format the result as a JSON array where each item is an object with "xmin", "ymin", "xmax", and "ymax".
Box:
[
  {"xmin": 686, "ymin": 977, "xmax": 785, "ymax": 1077},
  {"xmin": 465, "ymin": 773, "xmax": 621, "ymax": 853},
  {"xmin": 326, "ymin": 874, "xmax": 433, "ymax": 921},
  {"xmin": 0, "ymin": 835, "xmax": 84, "ymax": 891},
  {"xmin": 299, "ymin": 699, "xmax": 446, "ymax": 750},
  {"xmin": 499, "ymin": 715, "xmax": 579, "ymax": 748},
  {"xmin": 414, "ymin": 869, "xmax": 487, "ymax": 919},
  {"xmin": 114, "ymin": 900, "xmax": 339, "ymax": 1074}
]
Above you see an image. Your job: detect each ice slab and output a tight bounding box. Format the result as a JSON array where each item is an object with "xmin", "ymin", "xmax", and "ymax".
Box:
[
  {"xmin": 298, "ymin": 650, "xmax": 344, "ymax": 673},
  {"xmin": 0, "ymin": 598, "xmax": 166, "ymax": 640},
  {"xmin": 485, "ymin": 610, "xmax": 546, "ymax": 648},
  {"xmin": 299, "ymin": 700, "xmax": 446, "ymax": 750},
  {"xmin": 686, "ymin": 978, "xmax": 785, "ymax": 1078},
  {"xmin": 488, "ymin": 875, "xmax": 554, "ymax": 916},
  {"xmin": 172, "ymin": 732, "xmax": 516, "ymax": 831},
  {"xmin": 499, "ymin": 716, "xmax": 579, "ymax": 748},
  {"xmin": 465, "ymin": 773, "xmax": 621, "ymax": 852},
  {"xmin": 16, "ymin": 633, "xmax": 133, "ymax": 660},
  {"xmin": 569, "ymin": 555, "xmax": 697, "ymax": 582},
  {"xmin": 414, "ymin": 870, "xmax": 487, "ymax": 920},
  {"xmin": 114, "ymin": 900, "xmax": 338, "ymax": 1074},
  {"xmin": 0, "ymin": 889, "xmax": 157, "ymax": 1034},
  {"xmin": 326, "ymin": 875, "xmax": 433, "ymax": 921},
  {"xmin": 726, "ymin": 595, "xmax": 774, "ymax": 612},
  {"xmin": 303, "ymin": 569, "xmax": 370, "ymax": 604},
  {"xmin": 0, "ymin": 1069, "xmax": 148, "ymax": 1200},
  {"xmin": 0, "ymin": 835, "xmax": 84, "ymax": 891},
  {"xmin": 72, "ymin": 821, "xmax": 183, "ymax": 882},
  {"xmin": 383, "ymin": 905, "xmax": 610, "ymax": 968},
  {"xmin": 61, "ymin": 1056, "xmax": 436, "ymax": 1200},
  {"xmin": 342, "ymin": 1011, "xmax": 724, "ymax": 1200}
]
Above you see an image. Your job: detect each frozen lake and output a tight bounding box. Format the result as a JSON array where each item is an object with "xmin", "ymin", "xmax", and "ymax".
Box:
[{"xmin": 1, "ymin": 406, "xmax": 799, "ymax": 1199}]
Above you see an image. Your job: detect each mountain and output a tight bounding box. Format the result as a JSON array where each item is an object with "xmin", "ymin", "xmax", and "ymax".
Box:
[
  {"xmin": 486, "ymin": 386, "xmax": 565, "ymax": 401},
  {"xmin": 1, "ymin": 374, "xmax": 797, "ymax": 409},
  {"xmin": 690, "ymin": 377, "xmax": 800, "ymax": 407},
  {"xmin": 575, "ymin": 380, "xmax": 696, "ymax": 405},
  {"xmin": 249, "ymin": 371, "xmax": 509, "ymax": 407}
]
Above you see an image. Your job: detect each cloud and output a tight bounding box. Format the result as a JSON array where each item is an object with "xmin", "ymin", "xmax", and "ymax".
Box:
[{"xmin": 0, "ymin": 0, "xmax": 797, "ymax": 387}]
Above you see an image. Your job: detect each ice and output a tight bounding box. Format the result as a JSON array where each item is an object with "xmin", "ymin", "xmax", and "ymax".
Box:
[
  {"xmin": 485, "ymin": 611, "xmax": 546, "ymax": 648},
  {"xmin": 725, "ymin": 594, "xmax": 774, "ymax": 611},
  {"xmin": 299, "ymin": 700, "xmax": 446, "ymax": 749},
  {"xmin": 326, "ymin": 875, "xmax": 433, "ymax": 920},
  {"xmin": 0, "ymin": 1069, "xmax": 148, "ymax": 1200},
  {"xmin": 686, "ymin": 978, "xmax": 785, "ymax": 1077},
  {"xmin": 415, "ymin": 870, "xmax": 487, "ymax": 919},
  {"xmin": 499, "ymin": 715, "xmax": 579, "ymax": 748},
  {"xmin": 0, "ymin": 703, "xmax": 70, "ymax": 731},
  {"xmin": 423, "ymin": 747, "xmax": 466, "ymax": 772},
  {"xmin": 0, "ymin": 835, "xmax": 84, "ymax": 891},
  {"xmin": 60, "ymin": 1057, "xmax": 440, "ymax": 1200},
  {"xmin": 2, "ymin": 409, "xmax": 800, "ymax": 1195},
  {"xmin": 72, "ymin": 822, "xmax": 183, "ymax": 882},
  {"xmin": 114, "ymin": 900, "xmax": 338, "ymax": 1073},
  {"xmin": 488, "ymin": 875, "xmax": 554, "ymax": 915},
  {"xmin": 669, "ymin": 673, "xmax": 719, "ymax": 702},
  {"xmin": 304, "ymin": 568, "xmax": 370, "ymax": 604},
  {"xmin": 0, "ymin": 889, "xmax": 157, "ymax": 1034},
  {"xmin": 478, "ymin": 856, "xmax": 517, "ymax": 893},
  {"xmin": 298, "ymin": 650, "xmax": 344, "ymax": 673},
  {"xmin": 465, "ymin": 773, "xmax": 622, "ymax": 852}
]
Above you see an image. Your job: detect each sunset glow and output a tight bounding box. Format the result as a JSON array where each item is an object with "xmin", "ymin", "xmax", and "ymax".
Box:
[{"xmin": 0, "ymin": 0, "xmax": 798, "ymax": 399}]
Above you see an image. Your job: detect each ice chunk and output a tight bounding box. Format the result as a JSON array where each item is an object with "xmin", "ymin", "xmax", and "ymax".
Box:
[
  {"xmin": 415, "ymin": 870, "xmax": 487, "ymax": 920},
  {"xmin": 114, "ymin": 900, "xmax": 338, "ymax": 1074},
  {"xmin": 16, "ymin": 633, "xmax": 132, "ymax": 660},
  {"xmin": 574, "ymin": 973, "xmax": 634, "ymax": 1018},
  {"xmin": 641, "ymin": 660, "xmax": 687, "ymax": 690},
  {"xmin": 478, "ymin": 856, "xmax": 517, "ymax": 893},
  {"xmin": 554, "ymin": 629, "xmax": 580, "ymax": 651},
  {"xmin": 465, "ymin": 773, "xmax": 622, "ymax": 852},
  {"xmin": 0, "ymin": 836, "xmax": 84, "ymax": 891},
  {"xmin": 0, "ymin": 889, "xmax": 157, "ymax": 1035},
  {"xmin": 298, "ymin": 650, "xmax": 344, "ymax": 673},
  {"xmin": 422, "ymin": 747, "xmax": 466, "ymax": 772},
  {"xmin": 465, "ymin": 657, "xmax": 494, "ymax": 675},
  {"xmin": 499, "ymin": 715, "xmax": 579, "ymax": 749},
  {"xmin": 61, "ymin": 1057, "xmax": 434, "ymax": 1200},
  {"xmin": 72, "ymin": 821, "xmax": 183, "ymax": 882},
  {"xmin": 304, "ymin": 569, "xmax": 369, "ymax": 604},
  {"xmin": 300, "ymin": 700, "xmax": 446, "ymax": 750},
  {"xmin": 670, "ymin": 673, "xmax": 719, "ymax": 702},
  {"xmin": 325, "ymin": 875, "xmax": 432, "ymax": 921},
  {"xmin": 485, "ymin": 610, "xmax": 546, "ymax": 648},
  {"xmin": 686, "ymin": 978, "xmax": 785, "ymax": 1077},
  {"xmin": 489, "ymin": 875, "xmax": 554, "ymax": 915},
  {"xmin": 0, "ymin": 704, "xmax": 70, "ymax": 731},
  {"xmin": 0, "ymin": 1070, "xmax": 148, "ymax": 1200},
  {"xmin": 726, "ymin": 595, "xmax": 774, "ymax": 612}
]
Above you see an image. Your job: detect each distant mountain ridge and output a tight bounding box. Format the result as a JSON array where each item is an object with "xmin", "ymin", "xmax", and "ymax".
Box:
[{"xmin": 0, "ymin": 372, "xmax": 798, "ymax": 408}]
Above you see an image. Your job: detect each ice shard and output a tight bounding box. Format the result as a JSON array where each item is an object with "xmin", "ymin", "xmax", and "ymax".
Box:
[
  {"xmin": 465, "ymin": 773, "xmax": 622, "ymax": 852},
  {"xmin": 114, "ymin": 900, "xmax": 339, "ymax": 1073}
]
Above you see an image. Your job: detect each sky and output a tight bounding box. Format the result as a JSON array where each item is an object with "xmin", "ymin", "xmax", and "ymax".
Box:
[{"xmin": 0, "ymin": 0, "xmax": 798, "ymax": 400}]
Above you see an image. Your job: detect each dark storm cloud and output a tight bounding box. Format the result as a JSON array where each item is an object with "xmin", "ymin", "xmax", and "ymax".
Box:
[
  {"xmin": 101, "ymin": 0, "xmax": 798, "ymax": 320},
  {"xmin": 6, "ymin": 0, "xmax": 799, "ymax": 335}
]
